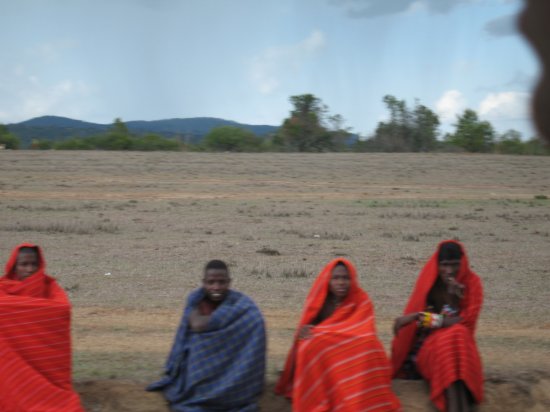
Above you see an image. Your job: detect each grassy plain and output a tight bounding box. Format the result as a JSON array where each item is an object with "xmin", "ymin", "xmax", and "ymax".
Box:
[{"xmin": 1, "ymin": 151, "xmax": 549, "ymax": 410}]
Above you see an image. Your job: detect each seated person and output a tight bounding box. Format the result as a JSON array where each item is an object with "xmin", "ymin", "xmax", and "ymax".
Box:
[
  {"xmin": 392, "ymin": 241, "xmax": 484, "ymax": 412},
  {"xmin": 0, "ymin": 243, "xmax": 84, "ymax": 411},
  {"xmin": 275, "ymin": 258, "xmax": 401, "ymax": 412},
  {"xmin": 147, "ymin": 259, "xmax": 266, "ymax": 412}
]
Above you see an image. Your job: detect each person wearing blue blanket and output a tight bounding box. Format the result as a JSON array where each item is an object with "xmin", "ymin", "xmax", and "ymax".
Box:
[{"xmin": 147, "ymin": 260, "xmax": 267, "ymax": 412}]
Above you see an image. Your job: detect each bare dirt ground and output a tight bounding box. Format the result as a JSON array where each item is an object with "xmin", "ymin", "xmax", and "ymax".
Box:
[{"xmin": 1, "ymin": 151, "xmax": 549, "ymax": 411}]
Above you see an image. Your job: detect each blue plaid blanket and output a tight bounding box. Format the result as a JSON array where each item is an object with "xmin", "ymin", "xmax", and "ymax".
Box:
[{"xmin": 147, "ymin": 289, "xmax": 266, "ymax": 412}]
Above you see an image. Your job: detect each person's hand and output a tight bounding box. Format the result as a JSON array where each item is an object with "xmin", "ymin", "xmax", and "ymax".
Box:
[
  {"xmin": 393, "ymin": 313, "xmax": 419, "ymax": 335},
  {"xmin": 298, "ymin": 325, "xmax": 313, "ymax": 340},
  {"xmin": 189, "ymin": 308, "xmax": 200, "ymax": 323},
  {"xmin": 188, "ymin": 309, "xmax": 208, "ymax": 332},
  {"xmin": 447, "ymin": 278, "xmax": 465, "ymax": 299},
  {"xmin": 442, "ymin": 315, "xmax": 462, "ymax": 328}
]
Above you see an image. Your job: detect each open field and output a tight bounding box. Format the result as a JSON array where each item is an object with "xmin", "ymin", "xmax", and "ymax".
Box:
[{"xmin": 1, "ymin": 151, "xmax": 550, "ymax": 410}]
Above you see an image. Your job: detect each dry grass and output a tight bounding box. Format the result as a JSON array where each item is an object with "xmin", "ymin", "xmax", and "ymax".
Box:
[
  {"xmin": 1, "ymin": 151, "xmax": 549, "ymax": 390},
  {"xmin": 1, "ymin": 221, "xmax": 119, "ymax": 235}
]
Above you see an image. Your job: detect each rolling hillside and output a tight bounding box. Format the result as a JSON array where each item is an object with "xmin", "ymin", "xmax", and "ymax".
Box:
[{"xmin": 6, "ymin": 116, "xmax": 279, "ymax": 147}]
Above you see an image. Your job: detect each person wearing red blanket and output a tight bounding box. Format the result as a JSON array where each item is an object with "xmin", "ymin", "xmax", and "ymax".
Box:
[
  {"xmin": 391, "ymin": 240, "xmax": 483, "ymax": 412},
  {"xmin": 0, "ymin": 243, "xmax": 84, "ymax": 412},
  {"xmin": 276, "ymin": 258, "xmax": 401, "ymax": 412}
]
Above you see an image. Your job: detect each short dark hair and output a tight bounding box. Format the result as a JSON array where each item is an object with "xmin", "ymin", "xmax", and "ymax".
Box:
[
  {"xmin": 334, "ymin": 261, "xmax": 347, "ymax": 268},
  {"xmin": 204, "ymin": 259, "xmax": 229, "ymax": 274},
  {"xmin": 438, "ymin": 242, "xmax": 463, "ymax": 262}
]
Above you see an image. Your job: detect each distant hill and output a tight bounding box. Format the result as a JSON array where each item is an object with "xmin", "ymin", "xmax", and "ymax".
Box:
[{"xmin": 6, "ymin": 116, "xmax": 279, "ymax": 147}]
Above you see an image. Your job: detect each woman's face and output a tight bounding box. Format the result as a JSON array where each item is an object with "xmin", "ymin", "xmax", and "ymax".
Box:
[
  {"xmin": 15, "ymin": 251, "xmax": 39, "ymax": 280},
  {"xmin": 329, "ymin": 264, "xmax": 351, "ymax": 300}
]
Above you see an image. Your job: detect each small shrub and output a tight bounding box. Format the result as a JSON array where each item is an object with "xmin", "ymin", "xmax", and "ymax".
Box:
[
  {"xmin": 249, "ymin": 268, "xmax": 272, "ymax": 278},
  {"xmin": 262, "ymin": 212, "xmax": 291, "ymax": 217},
  {"xmin": 282, "ymin": 269, "xmax": 310, "ymax": 278},
  {"xmin": 320, "ymin": 232, "xmax": 351, "ymax": 241},
  {"xmin": 2, "ymin": 221, "xmax": 119, "ymax": 235},
  {"xmin": 256, "ymin": 247, "xmax": 281, "ymax": 256},
  {"xmin": 279, "ymin": 228, "xmax": 308, "ymax": 238}
]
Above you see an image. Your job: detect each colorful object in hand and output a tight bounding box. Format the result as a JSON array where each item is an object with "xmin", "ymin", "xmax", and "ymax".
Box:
[{"xmin": 418, "ymin": 312, "xmax": 444, "ymax": 329}]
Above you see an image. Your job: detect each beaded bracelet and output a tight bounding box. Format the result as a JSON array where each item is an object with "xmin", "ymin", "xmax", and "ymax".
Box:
[
  {"xmin": 418, "ymin": 312, "xmax": 444, "ymax": 329},
  {"xmin": 417, "ymin": 312, "xmax": 429, "ymax": 328}
]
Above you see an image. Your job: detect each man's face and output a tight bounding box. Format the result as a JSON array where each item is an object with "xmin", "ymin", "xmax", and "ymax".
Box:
[
  {"xmin": 203, "ymin": 269, "xmax": 230, "ymax": 302},
  {"xmin": 438, "ymin": 259, "xmax": 461, "ymax": 285},
  {"xmin": 329, "ymin": 264, "xmax": 351, "ymax": 300},
  {"xmin": 15, "ymin": 252, "xmax": 39, "ymax": 280}
]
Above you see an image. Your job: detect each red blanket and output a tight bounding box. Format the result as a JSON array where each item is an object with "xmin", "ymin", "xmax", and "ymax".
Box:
[
  {"xmin": 0, "ymin": 243, "xmax": 83, "ymax": 412},
  {"xmin": 391, "ymin": 240, "xmax": 483, "ymax": 411},
  {"xmin": 276, "ymin": 258, "xmax": 401, "ymax": 412}
]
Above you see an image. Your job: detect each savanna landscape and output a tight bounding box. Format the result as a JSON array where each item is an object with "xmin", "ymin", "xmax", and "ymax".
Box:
[{"xmin": 1, "ymin": 151, "xmax": 549, "ymax": 411}]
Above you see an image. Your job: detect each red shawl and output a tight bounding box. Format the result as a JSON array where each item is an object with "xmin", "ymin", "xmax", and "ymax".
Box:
[
  {"xmin": 391, "ymin": 240, "xmax": 483, "ymax": 411},
  {"xmin": 276, "ymin": 258, "xmax": 401, "ymax": 412},
  {"xmin": 0, "ymin": 243, "xmax": 84, "ymax": 412}
]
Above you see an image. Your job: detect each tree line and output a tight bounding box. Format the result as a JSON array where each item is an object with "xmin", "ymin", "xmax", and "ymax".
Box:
[
  {"xmin": 200, "ymin": 94, "xmax": 547, "ymax": 155},
  {"xmin": 1, "ymin": 94, "xmax": 548, "ymax": 155},
  {"xmin": 353, "ymin": 95, "xmax": 548, "ymax": 155},
  {"xmin": 22, "ymin": 119, "xmax": 180, "ymax": 151}
]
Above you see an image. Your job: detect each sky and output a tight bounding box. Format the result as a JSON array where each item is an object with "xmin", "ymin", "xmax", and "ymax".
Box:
[{"xmin": 0, "ymin": 0, "xmax": 540, "ymax": 138}]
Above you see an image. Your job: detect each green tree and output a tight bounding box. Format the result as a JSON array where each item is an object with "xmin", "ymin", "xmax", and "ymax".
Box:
[
  {"xmin": 30, "ymin": 139, "xmax": 53, "ymax": 150},
  {"xmin": 362, "ymin": 95, "xmax": 440, "ymax": 152},
  {"xmin": 447, "ymin": 109, "xmax": 495, "ymax": 153},
  {"xmin": 83, "ymin": 118, "xmax": 132, "ymax": 150},
  {"xmin": 111, "ymin": 117, "xmax": 129, "ymax": 135},
  {"xmin": 0, "ymin": 124, "xmax": 20, "ymax": 149},
  {"xmin": 368, "ymin": 97, "xmax": 410, "ymax": 152},
  {"xmin": 411, "ymin": 102, "xmax": 439, "ymax": 151},
  {"xmin": 495, "ymin": 129, "xmax": 524, "ymax": 154},
  {"xmin": 276, "ymin": 94, "xmax": 348, "ymax": 152},
  {"xmin": 53, "ymin": 138, "xmax": 94, "ymax": 150},
  {"xmin": 99, "ymin": 118, "xmax": 133, "ymax": 150},
  {"xmin": 203, "ymin": 126, "xmax": 263, "ymax": 152},
  {"xmin": 327, "ymin": 114, "xmax": 353, "ymax": 151}
]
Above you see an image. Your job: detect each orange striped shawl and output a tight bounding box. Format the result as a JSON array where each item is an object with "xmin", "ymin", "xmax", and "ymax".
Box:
[
  {"xmin": 276, "ymin": 258, "xmax": 401, "ymax": 412},
  {"xmin": 0, "ymin": 243, "xmax": 83, "ymax": 412},
  {"xmin": 391, "ymin": 240, "xmax": 484, "ymax": 410}
]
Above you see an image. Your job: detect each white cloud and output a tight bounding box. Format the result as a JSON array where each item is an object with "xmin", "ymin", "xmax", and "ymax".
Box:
[
  {"xmin": 29, "ymin": 39, "xmax": 78, "ymax": 62},
  {"xmin": 478, "ymin": 91, "xmax": 530, "ymax": 120},
  {"xmin": 0, "ymin": 68, "xmax": 93, "ymax": 123},
  {"xmin": 0, "ymin": 39, "xmax": 94, "ymax": 123},
  {"xmin": 330, "ymin": 0, "xmax": 472, "ymax": 19},
  {"xmin": 250, "ymin": 30, "xmax": 326, "ymax": 94},
  {"xmin": 435, "ymin": 90, "xmax": 467, "ymax": 122}
]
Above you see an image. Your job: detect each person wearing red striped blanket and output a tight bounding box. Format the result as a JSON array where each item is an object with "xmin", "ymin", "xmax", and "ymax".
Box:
[
  {"xmin": 276, "ymin": 258, "xmax": 401, "ymax": 412},
  {"xmin": 392, "ymin": 240, "xmax": 484, "ymax": 412},
  {"xmin": 0, "ymin": 243, "xmax": 84, "ymax": 412}
]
